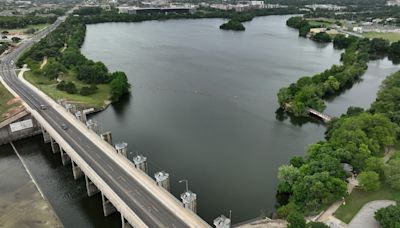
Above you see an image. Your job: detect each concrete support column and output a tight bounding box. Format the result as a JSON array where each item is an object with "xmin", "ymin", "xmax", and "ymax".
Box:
[
  {"xmin": 60, "ymin": 146, "xmax": 71, "ymax": 166},
  {"xmin": 41, "ymin": 126, "xmax": 51, "ymax": 143},
  {"xmin": 121, "ymin": 214, "xmax": 133, "ymax": 228},
  {"xmin": 100, "ymin": 131, "xmax": 113, "ymax": 145},
  {"xmin": 71, "ymin": 160, "xmax": 83, "ymax": 180},
  {"xmin": 85, "ymin": 175, "xmax": 99, "ymax": 197},
  {"xmin": 101, "ymin": 193, "xmax": 117, "ymax": 216},
  {"xmin": 50, "ymin": 137, "xmax": 60, "ymax": 154}
]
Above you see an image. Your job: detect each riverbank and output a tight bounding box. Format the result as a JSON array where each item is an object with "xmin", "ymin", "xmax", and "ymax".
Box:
[
  {"xmin": 0, "ymin": 80, "xmax": 23, "ymax": 122},
  {"xmin": 0, "ymin": 143, "xmax": 62, "ymax": 228}
]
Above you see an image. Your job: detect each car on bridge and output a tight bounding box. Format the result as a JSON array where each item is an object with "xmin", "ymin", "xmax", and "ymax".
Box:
[{"xmin": 61, "ymin": 123, "xmax": 68, "ymax": 130}]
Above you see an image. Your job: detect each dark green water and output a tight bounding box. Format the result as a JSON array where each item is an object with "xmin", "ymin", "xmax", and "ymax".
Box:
[{"xmin": 3, "ymin": 15, "xmax": 398, "ymax": 227}]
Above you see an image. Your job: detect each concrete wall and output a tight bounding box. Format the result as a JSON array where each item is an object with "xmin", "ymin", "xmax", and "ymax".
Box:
[{"xmin": 0, "ymin": 111, "xmax": 41, "ymax": 145}]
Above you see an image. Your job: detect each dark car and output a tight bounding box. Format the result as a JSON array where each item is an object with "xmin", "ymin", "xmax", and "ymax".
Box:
[{"xmin": 61, "ymin": 124, "xmax": 68, "ymax": 130}]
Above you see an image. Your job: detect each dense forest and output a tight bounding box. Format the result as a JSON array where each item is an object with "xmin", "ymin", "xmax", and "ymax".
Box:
[
  {"xmin": 0, "ymin": 16, "xmax": 56, "ymax": 29},
  {"xmin": 276, "ymin": 15, "xmax": 400, "ymax": 222},
  {"xmin": 276, "ymin": 70, "xmax": 400, "ymax": 220},
  {"xmin": 278, "ymin": 16, "xmax": 400, "ymax": 116},
  {"xmin": 73, "ymin": 7, "xmax": 301, "ymax": 24}
]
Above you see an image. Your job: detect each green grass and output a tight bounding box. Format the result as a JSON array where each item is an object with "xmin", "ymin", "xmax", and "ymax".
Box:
[
  {"xmin": 306, "ymin": 18, "xmax": 336, "ymax": 28},
  {"xmin": 0, "ymin": 24, "xmax": 49, "ymax": 34},
  {"xmin": 0, "ymin": 81, "xmax": 20, "ymax": 122},
  {"xmin": 24, "ymin": 69, "xmax": 111, "ymax": 109},
  {"xmin": 363, "ymin": 32, "xmax": 400, "ymax": 42},
  {"xmin": 334, "ymin": 185, "xmax": 400, "ymax": 224}
]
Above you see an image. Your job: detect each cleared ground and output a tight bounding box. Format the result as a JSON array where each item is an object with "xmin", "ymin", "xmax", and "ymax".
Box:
[{"xmin": 363, "ymin": 32, "xmax": 400, "ymax": 42}]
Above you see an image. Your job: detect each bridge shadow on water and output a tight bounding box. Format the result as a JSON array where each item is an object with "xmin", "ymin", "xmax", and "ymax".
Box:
[{"xmin": 12, "ymin": 135, "xmax": 121, "ymax": 228}]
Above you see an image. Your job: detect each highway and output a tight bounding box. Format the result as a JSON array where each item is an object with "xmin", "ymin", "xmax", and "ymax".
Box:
[{"xmin": 0, "ymin": 17, "xmax": 209, "ymax": 228}]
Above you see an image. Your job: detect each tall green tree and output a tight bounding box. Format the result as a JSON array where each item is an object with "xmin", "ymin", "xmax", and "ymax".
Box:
[{"xmin": 110, "ymin": 71, "xmax": 130, "ymax": 101}]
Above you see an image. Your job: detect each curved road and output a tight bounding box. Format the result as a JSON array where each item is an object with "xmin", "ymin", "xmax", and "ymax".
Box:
[{"xmin": 0, "ymin": 17, "xmax": 209, "ymax": 228}]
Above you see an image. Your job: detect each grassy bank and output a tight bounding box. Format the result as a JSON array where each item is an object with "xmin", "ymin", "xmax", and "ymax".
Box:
[
  {"xmin": 334, "ymin": 184, "xmax": 400, "ymax": 223},
  {"xmin": 24, "ymin": 70, "xmax": 110, "ymax": 109},
  {"xmin": 363, "ymin": 31, "xmax": 400, "ymax": 42},
  {"xmin": 0, "ymin": 82, "xmax": 20, "ymax": 122}
]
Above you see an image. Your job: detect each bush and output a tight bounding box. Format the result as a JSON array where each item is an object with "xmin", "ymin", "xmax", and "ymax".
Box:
[
  {"xmin": 287, "ymin": 211, "xmax": 306, "ymax": 228},
  {"xmin": 358, "ymin": 171, "xmax": 380, "ymax": 192},
  {"xmin": 56, "ymin": 81, "xmax": 77, "ymax": 94},
  {"xmin": 375, "ymin": 205, "xmax": 400, "ymax": 228},
  {"xmin": 383, "ymin": 158, "xmax": 400, "ymax": 190},
  {"xmin": 80, "ymin": 85, "xmax": 98, "ymax": 96}
]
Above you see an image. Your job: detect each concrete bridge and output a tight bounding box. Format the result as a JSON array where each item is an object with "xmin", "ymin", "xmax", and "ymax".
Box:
[
  {"xmin": 307, "ymin": 108, "xmax": 332, "ymax": 122},
  {"xmin": 0, "ymin": 17, "xmax": 211, "ymax": 228},
  {"xmin": 284, "ymin": 103, "xmax": 332, "ymax": 122}
]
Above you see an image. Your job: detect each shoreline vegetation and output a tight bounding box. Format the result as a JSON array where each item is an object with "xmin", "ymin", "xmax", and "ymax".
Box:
[
  {"xmin": 16, "ymin": 7, "xmax": 301, "ymax": 109},
  {"xmin": 278, "ymin": 16, "xmax": 400, "ymax": 117},
  {"xmin": 275, "ymin": 16, "xmax": 400, "ymax": 224},
  {"xmin": 219, "ymin": 19, "xmax": 245, "ymax": 31}
]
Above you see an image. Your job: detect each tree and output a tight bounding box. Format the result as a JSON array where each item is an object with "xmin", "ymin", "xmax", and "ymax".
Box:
[
  {"xmin": 219, "ymin": 19, "xmax": 245, "ymax": 31},
  {"xmin": 375, "ymin": 205, "xmax": 400, "ymax": 228},
  {"xmin": 110, "ymin": 71, "xmax": 130, "ymax": 101},
  {"xmin": 11, "ymin": 36, "xmax": 21, "ymax": 43},
  {"xmin": 77, "ymin": 61, "xmax": 109, "ymax": 84},
  {"xmin": 383, "ymin": 158, "xmax": 400, "ymax": 190},
  {"xmin": 365, "ymin": 157, "xmax": 384, "ymax": 176},
  {"xmin": 56, "ymin": 81, "xmax": 77, "ymax": 94},
  {"xmin": 292, "ymin": 172, "xmax": 346, "ymax": 211},
  {"xmin": 277, "ymin": 165, "xmax": 301, "ymax": 193},
  {"xmin": 287, "ymin": 211, "xmax": 306, "ymax": 228},
  {"xmin": 312, "ymin": 32, "xmax": 331, "ymax": 43},
  {"xmin": 42, "ymin": 60, "xmax": 66, "ymax": 79},
  {"xmin": 358, "ymin": 171, "xmax": 380, "ymax": 191},
  {"xmin": 60, "ymin": 49, "xmax": 87, "ymax": 68},
  {"xmin": 369, "ymin": 38, "xmax": 390, "ymax": 54}
]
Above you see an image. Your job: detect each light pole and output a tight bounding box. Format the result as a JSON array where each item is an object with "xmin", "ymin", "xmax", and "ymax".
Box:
[{"xmin": 179, "ymin": 179, "xmax": 189, "ymax": 192}]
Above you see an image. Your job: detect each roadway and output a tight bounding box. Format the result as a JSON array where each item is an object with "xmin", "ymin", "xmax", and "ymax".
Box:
[{"xmin": 0, "ymin": 16, "xmax": 208, "ymax": 228}]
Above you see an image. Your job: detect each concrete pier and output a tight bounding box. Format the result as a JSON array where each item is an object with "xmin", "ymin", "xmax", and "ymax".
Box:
[
  {"xmin": 71, "ymin": 160, "xmax": 83, "ymax": 180},
  {"xmin": 115, "ymin": 142, "xmax": 128, "ymax": 157},
  {"xmin": 85, "ymin": 175, "xmax": 100, "ymax": 197},
  {"xmin": 101, "ymin": 131, "xmax": 113, "ymax": 145},
  {"xmin": 60, "ymin": 146, "xmax": 71, "ymax": 166},
  {"xmin": 102, "ymin": 193, "xmax": 117, "ymax": 216},
  {"xmin": 214, "ymin": 215, "xmax": 231, "ymax": 228},
  {"xmin": 133, "ymin": 155, "xmax": 148, "ymax": 173},
  {"xmin": 50, "ymin": 137, "xmax": 60, "ymax": 153},
  {"xmin": 181, "ymin": 191, "xmax": 197, "ymax": 213},
  {"xmin": 121, "ymin": 214, "xmax": 134, "ymax": 228},
  {"xmin": 41, "ymin": 126, "xmax": 51, "ymax": 143},
  {"xmin": 155, "ymin": 171, "xmax": 170, "ymax": 191}
]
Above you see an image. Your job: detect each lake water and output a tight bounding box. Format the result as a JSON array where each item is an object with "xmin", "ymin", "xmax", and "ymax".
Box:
[
  {"xmin": 80, "ymin": 15, "xmax": 399, "ymax": 224},
  {"xmin": 5, "ymin": 15, "xmax": 398, "ymax": 227}
]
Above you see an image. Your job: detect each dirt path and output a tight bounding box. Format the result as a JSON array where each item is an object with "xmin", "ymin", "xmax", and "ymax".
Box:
[{"xmin": 39, "ymin": 56, "xmax": 47, "ymax": 70}]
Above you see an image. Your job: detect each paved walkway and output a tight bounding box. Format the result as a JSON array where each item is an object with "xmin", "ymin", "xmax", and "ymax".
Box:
[{"xmin": 349, "ymin": 200, "xmax": 396, "ymax": 228}]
